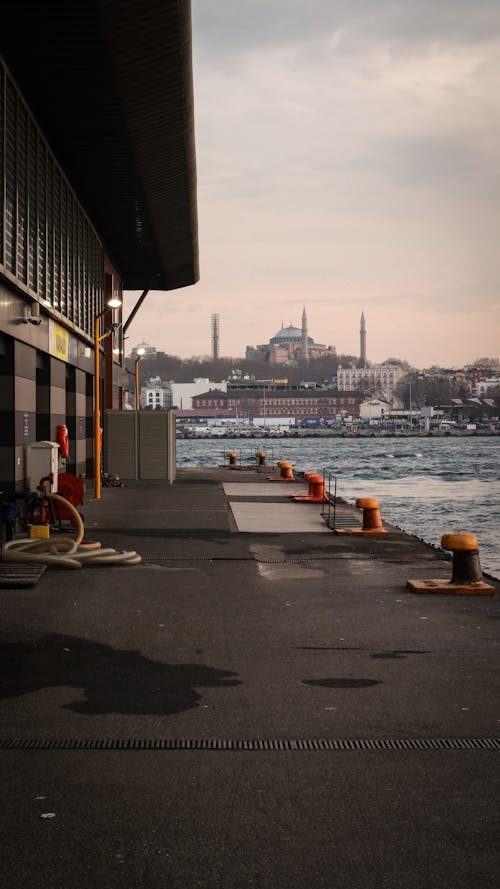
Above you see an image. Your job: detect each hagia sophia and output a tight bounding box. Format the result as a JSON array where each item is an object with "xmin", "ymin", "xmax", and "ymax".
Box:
[{"xmin": 245, "ymin": 307, "xmax": 335, "ymax": 364}]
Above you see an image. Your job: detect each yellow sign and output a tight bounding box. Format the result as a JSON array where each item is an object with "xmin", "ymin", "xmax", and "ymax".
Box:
[{"xmin": 49, "ymin": 321, "xmax": 70, "ymax": 362}]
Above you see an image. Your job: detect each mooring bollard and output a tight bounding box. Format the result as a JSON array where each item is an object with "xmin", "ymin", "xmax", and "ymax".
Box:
[
  {"xmin": 335, "ymin": 496, "xmax": 388, "ymax": 536},
  {"xmin": 268, "ymin": 460, "xmax": 294, "ymax": 481},
  {"xmin": 292, "ymin": 472, "xmax": 328, "ymax": 503},
  {"xmin": 407, "ymin": 532, "xmax": 495, "ymax": 595},
  {"xmin": 256, "ymin": 451, "xmax": 267, "ymax": 466},
  {"xmin": 227, "ymin": 451, "xmax": 238, "ymax": 468}
]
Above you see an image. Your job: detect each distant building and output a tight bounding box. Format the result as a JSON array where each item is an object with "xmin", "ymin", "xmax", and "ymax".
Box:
[
  {"xmin": 169, "ymin": 379, "xmax": 227, "ymax": 410},
  {"xmin": 140, "ymin": 377, "xmax": 172, "ymax": 410},
  {"xmin": 192, "ymin": 388, "xmax": 363, "ymax": 420},
  {"xmin": 337, "ymin": 365, "xmax": 403, "ymax": 403},
  {"xmin": 359, "ymin": 400, "xmax": 391, "ymax": 420},
  {"xmin": 246, "ymin": 308, "xmax": 335, "ymax": 364},
  {"xmin": 131, "ymin": 341, "xmax": 158, "ymax": 359},
  {"xmin": 475, "ymin": 377, "xmax": 500, "ymax": 396}
]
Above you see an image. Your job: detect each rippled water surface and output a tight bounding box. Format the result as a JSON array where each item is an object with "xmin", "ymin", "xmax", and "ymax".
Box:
[{"xmin": 177, "ymin": 436, "xmax": 500, "ymax": 579}]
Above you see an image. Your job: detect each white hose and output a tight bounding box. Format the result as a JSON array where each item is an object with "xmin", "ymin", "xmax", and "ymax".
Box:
[{"xmin": 0, "ymin": 491, "xmax": 141, "ymax": 569}]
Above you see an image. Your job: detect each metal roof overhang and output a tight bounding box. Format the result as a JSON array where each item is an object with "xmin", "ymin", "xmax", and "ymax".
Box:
[{"xmin": 1, "ymin": 0, "xmax": 199, "ymax": 291}]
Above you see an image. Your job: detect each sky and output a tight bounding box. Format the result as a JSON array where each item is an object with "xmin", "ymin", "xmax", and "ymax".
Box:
[{"xmin": 124, "ymin": 0, "xmax": 500, "ymax": 368}]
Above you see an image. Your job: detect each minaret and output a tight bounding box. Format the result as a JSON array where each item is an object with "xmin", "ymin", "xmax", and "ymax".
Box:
[
  {"xmin": 302, "ymin": 306, "xmax": 309, "ymax": 362},
  {"xmin": 360, "ymin": 310, "xmax": 367, "ymax": 366},
  {"xmin": 211, "ymin": 313, "xmax": 220, "ymax": 361}
]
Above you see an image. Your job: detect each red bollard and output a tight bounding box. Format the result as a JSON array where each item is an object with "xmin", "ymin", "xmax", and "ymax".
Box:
[
  {"xmin": 292, "ymin": 473, "xmax": 328, "ymax": 503},
  {"xmin": 268, "ymin": 460, "xmax": 294, "ymax": 481},
  {"xmin": 335, "ymin": 496, "xmax": 388, "ymax": 535}
]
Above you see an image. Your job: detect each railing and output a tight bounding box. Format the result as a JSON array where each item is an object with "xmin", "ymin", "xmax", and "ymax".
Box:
[{"xmin": 321, "ymin": 468, "xmax": 338, "ymax": 529}]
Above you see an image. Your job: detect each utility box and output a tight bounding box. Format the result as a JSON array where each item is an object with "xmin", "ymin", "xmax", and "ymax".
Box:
[{"xmin": 25, "ymin": 440, "xmax": 60, "ymax": 492}]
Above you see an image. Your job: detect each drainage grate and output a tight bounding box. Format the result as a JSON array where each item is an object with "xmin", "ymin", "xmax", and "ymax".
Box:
[
  {"xmin": 0, "ymin": 737, "xmax": 498, "ymax": 751},
  {"xmin": 0, "ymin": 564, "xmax": 47, "ymax": 588}
]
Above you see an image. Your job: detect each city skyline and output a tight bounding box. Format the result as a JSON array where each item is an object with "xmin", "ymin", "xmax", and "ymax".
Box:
[{"xmin": 124, "ymin": 0, "xmax": 500, "ymax": 366}]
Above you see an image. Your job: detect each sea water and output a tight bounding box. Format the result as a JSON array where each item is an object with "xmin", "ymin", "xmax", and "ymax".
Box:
[{"xmin": 177, "ymin": 436, "xmax": 500, "ymax": 579}]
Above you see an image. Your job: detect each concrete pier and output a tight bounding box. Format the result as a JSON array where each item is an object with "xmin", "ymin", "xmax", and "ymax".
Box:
[{"xmin": 1, "ymin": 468, "xmax": 499, "ymax": 888}]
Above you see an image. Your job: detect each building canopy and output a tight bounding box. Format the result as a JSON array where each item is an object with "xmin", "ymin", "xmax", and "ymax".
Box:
[{"xmin": 0, "ymin": 0, "xmax": 198, "ymax": 291}]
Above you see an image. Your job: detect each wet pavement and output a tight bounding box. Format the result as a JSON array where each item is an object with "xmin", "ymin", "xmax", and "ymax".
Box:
[{"xmin": 1, "ymin": 468, "xmax": 499, "ymax": 888}]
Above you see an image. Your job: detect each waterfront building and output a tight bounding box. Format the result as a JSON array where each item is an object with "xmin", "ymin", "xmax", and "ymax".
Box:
[
  {"xmin": 192, "ymin": 388, "xmax": 363, "ymax": 421},
  {"xmin": 359, "ymin": 399, "xmax": 391, "ymax": 421},
  {"xmin": 337, "ymin": 365, "xmax": 403, "ymax": 403},
  {"xmin": 246, "ymin": 308, "xmax": 335, "ymax": 364},
  {"xmin": 0, "ymin": 2, "xmax": 198, "ymax": 492},
  {"xmin": 170, "ymin": 379, "xmax": 227, "ymax": 410}
]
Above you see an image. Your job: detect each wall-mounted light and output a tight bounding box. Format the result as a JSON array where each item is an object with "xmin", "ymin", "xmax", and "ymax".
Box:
[{"xmin": 23, "ymin": 302, "xmax": 42, "ymax": 325}]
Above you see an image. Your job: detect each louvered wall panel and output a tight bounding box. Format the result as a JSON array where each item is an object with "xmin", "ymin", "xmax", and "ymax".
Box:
[
  {"xmin": 0, "ymin": 62, "xmax": 3, "ymax": 265},
  {"xmin": 104, "ymin": 411, "xmax": 137, "ymax": 478},
  {"xmin": 36, "ymin": 135, "xmax": 46, "ymax": 299},
  {"xmin": 139, "ymin": 412, "xmax": 169, "ymax": 480},
  {"xmin": 28, "ymin": 119, "xmax": 38, "ymax": 291},
  {"xmin": 4, "ymin": 79, "xmax": 16, "ymax": 274},
  {"xmin": 16, "ymin": 100, "xmax": 28, "ymax": 284},
  {"xmin": 0, "ymin": 59, "xmax": 104, "ymax": 335}
]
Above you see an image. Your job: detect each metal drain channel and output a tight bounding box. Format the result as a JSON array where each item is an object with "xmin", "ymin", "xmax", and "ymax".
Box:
[
  {"xmin": 140, "ymin": 557, "xmax": 367, "ymax": 563},
  {"xmin": 0, "ymin": 738, "xmax": 498, "ymax": 751}
]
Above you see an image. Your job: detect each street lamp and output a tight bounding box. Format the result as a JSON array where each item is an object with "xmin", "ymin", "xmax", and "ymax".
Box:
[
  {"xmin": 135, "ymin": 348, "xmax": 146, "ymax": 410},
  {"xmin": 94, "ymin": 297, "xmax": 122, "ymax": 499}
]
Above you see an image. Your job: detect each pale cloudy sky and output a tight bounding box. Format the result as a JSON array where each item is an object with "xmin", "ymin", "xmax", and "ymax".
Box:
[{"xmin": 125, "ymin": 0, "xmax": 500, "ymax": 367}]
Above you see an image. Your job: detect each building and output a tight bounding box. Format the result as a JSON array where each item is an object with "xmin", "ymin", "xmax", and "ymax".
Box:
[
  {"xmin": 336, "ymin": 365, "xmax": 403, "ymax": 403},
  {"xmin": 141, "ymin": 377, "xmax": 172, "ymax": 411},
  {"xmin": 192, "ymin": 388, "xmax": 363, "ymax": 421},
  {"xmin": 359, "ymin": 400, "xmax": 392, "ymax": 421},
  {"xmin": 246, "ymin": 308, "xmax": 335, "ymax": 364},
  {"xmin": 170, "ymin": 379, "xmax": 227, "ymax": 410},
  {"xmin": 131, "ymin": 342, "xmax": 158, "ymax": 360},
  {"xmin": 474, "ymin": 377, "xmax": 500, "ymax": 396},
  {"xmin": 0, "ymin": 1, "xmax": 198, "ymax": 493}
]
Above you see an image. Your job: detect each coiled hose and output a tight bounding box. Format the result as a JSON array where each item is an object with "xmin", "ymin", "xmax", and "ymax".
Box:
[{"xmin": 0, "ymin": 492, "xmax": 141, "ymax": 569}]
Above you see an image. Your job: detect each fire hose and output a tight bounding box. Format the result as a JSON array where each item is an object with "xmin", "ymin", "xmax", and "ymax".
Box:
[{"xmin": 0, "ymin": 492, "xmax": 141, "ymax": 569}]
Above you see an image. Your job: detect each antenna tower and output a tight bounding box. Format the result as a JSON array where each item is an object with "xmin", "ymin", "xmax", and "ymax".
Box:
[{"xmin": 211, "ymin": 313, "xmax": 220, "ymax": 361}]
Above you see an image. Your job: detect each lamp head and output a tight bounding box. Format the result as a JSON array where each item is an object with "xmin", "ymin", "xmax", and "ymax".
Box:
[
  {"xmin": 106, "ymin": 297, "xmax": 122, "ymax": 309},
  {"xmin": 136, "ymin": 347, "xmax": 146, "ymax": 357}
]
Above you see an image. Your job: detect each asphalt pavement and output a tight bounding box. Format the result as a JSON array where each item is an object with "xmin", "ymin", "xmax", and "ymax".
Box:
[{"xmin": 1, "ymin": 468, "xmax": 499, "ymax": 888}]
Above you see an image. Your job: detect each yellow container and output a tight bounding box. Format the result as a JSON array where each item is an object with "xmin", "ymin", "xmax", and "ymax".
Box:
[{"xmin": 29, "ymin": 524, "xmax": 50, "ymax": 539}]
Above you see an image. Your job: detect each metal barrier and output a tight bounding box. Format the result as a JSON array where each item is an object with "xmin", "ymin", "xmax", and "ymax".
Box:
[{"xmin": 321, "ymin": 468, "xmax": 338, "ymax": 529}]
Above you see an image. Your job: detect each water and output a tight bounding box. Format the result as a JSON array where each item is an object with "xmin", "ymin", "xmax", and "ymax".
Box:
[{"xmin": 177, "ymin": 436, "xmax": 500, "ymax": 579}]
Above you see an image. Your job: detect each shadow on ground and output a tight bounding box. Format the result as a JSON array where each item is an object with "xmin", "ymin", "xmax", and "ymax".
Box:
[{"xmin": 0, "ymin": 634, "xmax": 241, "ymax": 716}]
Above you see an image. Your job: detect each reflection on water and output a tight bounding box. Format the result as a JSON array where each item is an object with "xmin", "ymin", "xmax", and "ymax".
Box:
[{"xmin": 177, "ymin": 437, "xmax": 500, "ymax": 579}]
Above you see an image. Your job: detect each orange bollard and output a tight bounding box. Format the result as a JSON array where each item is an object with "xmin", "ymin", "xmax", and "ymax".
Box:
[
  {"xmin": 255, "ymin": 451, "xmax": 275, "ymax": 471},
  {"xmin": 335, "ymin": 496, "xmax": 388, "ymax": 535},
  {"xmin": 219, "ymin": 451, "xmax": 240, "ymax": 469},
  {"xmin": 292, "ymin": 473, "xmax": 328, "ymax": 503},
  {"xmin": 268, "ymin": 460, "xmax": 294, "ymax": 481},
  {"xmin": 407, "ymin": 533, "xmax": 495, "ymax": 595}
]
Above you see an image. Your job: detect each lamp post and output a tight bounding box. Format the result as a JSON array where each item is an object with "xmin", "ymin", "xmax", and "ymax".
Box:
[
  {"xmin": 94, "ymin": 297, "xmax": 121, "ymax": 499},
  {"xmin": 135, "ymin": 347, "xmax": 145, "ymax": 410}
]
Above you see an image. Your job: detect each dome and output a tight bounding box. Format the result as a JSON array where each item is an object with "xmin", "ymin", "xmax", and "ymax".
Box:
[{"xmin": 272, "ymin": 325, "xmax": 302, "ymax": 341}]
